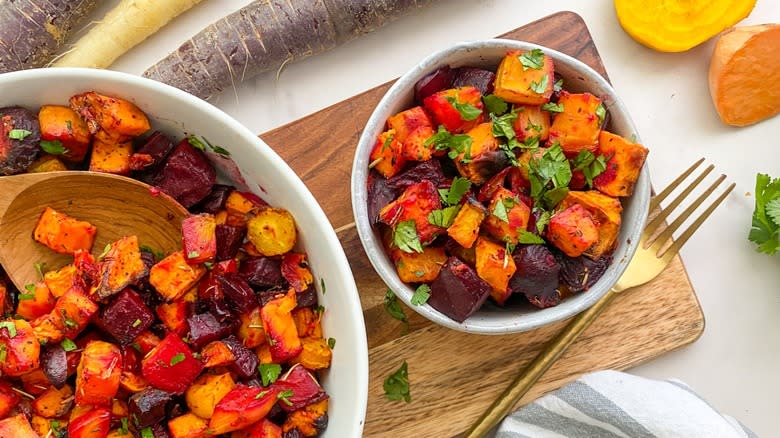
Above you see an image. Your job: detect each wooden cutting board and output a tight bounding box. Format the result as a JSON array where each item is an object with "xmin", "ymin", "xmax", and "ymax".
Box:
[{"xmin": 259, "ymin": 11, "xmax": 704, "ymax": 437}]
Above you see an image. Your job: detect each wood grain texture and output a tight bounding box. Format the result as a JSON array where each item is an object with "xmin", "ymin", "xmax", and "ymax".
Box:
[{"xmin": 259, "ymin": 11, "xmax": 704, "ymax": 437}]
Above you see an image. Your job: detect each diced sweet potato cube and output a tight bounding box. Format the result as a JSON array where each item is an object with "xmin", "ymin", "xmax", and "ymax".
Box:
[
  {"xmin": 150, "ymin": 251, "xmax": 207, "ymax": 302},
  {"xmin": 548, "ymin": 204, "xmax": 599, "ymax": 257},
  {"xmin": 378, "ymin": 180, "xmax": 443, "ymax": 245},
  {"xmin": 38, "ymin": 104, "xmax": 91, "ymax": 162},
  {"xmin": 200, "ymin": 340, "xmax": 236, "ymax": 368},
  {"xmin": 548, "ymin": 92, "xmax": 603, "ymax": 156},
  {"xmin": 386, "ymin": 106, "xmax": 434, "ymax": 144},
  {"xmin": 292, "ymin": 307, "xmax": 322, "ymax": 339},
  {"xmin": 483, "ymin": 188, "xmax": 531, "ymax": 244},
  {"xmin": 0, "ymin": 414, "xmax": 39, "ymax": 438},
  {"xmin": 169, "ymin": 412, "xmax": 209, "ymax": 438},
  {"xmin": 70, "ymin": 91, "xmax": 151, "ymax": 143},
  {"xmin": 238, "ymin": 307, "xmax": 266, "ymax": 349},
  {"xmin": 447, "ymin": 200, "xmax": 487, "ymax": 248},
  {"xmin": 282, "ymin": 399, "xmax": 328, "ymax": 437},
  {"xmin": 559, "ymin": 190, "xmax": 623, "ymax": 259},
  {"xmin": 290, "ymin": 337, "xmax": 333, "ymax": 371},
  {"xmin": 33, "ymin": 384, "xmax": 73, "ymax": 418},
  {"xmin": 280, "ymin": 253, "xmax": 313, "ymax": 293},
  {"xmin": 423, "ymin": 86, "xmax": 484, "ymax": 134},
  {"xmin": 494, "ymin": 50, "xmax": 555, "ymax": 105},
  {"xmin": 185, "ymin": 372, "xmax": 235, "ymax": 419},
  {"xmin": 181, "ymin": 213, "xmax": 217, "ymax": 264},
  {"xmin": 31, "ymin": 415, "xmax": 59, "ymax": 438},
  {"xmin": 401, "ymin": 125, "xmax": 436, "ymax": 162},
  {"xmin": 455, "ymin": 122, "xmax": 506, "ymax": 185},
  {"xmin": 156, "ymin": 299, "xmax": 191, "ymax": 336},
  {"xmin": 0, "ymin": 381, "xmax": 20, "ymax": 418},
  {"xmin": 16, "ymin": 281, "xmax": 56, "ymax": 320},
  {"xmin": 390, "ymin": 245, "xmax": 447, "ymax": 283},
  {"xmin": 224, "ymin": 191, "xmax": 263, "ymax": 228},
  {"xmin": 246, "ymin": 208, "xmax": 297, "ymax": 257},
  {"xmin": 31, "ymin": 313, "xmax": 63, "ymax": 345},
  {"xmin": 68, "ymin": 406, "xmax": 111, "ymax": 438},
  {"xmin": 89, "ymin": 139, "xmax": 134, "ymax": 175},
  {"xmin": 20, "ymin": 368, "xmax": 50, "ymax": 396},
  {"xmin": 261, "ymin": 289, "xmax": 303, "ymax": 363},
  {"xmin": 234, "ymin": 418, "xmax": 283, "ymax": 438},
  {"xmin": 44, "ymin": 264, "xmax": 77, "ymax": 298},
  {"xmin": 52, "ymin": 287, "xmax": 98, "ymax": 340},
  {"xmin": 0, "ymin": 319, "xmax": 41, "ymax": 377},
  {"xmin": 28, "ymin": 154, "xmax": 68, "ymax": 172},
  {"xmin": 33, "ymin": 207, "xmax": 97, "ymax": 255},
  {"xmin": 95, "ymin": 235, "xmax": 147, "ymax": 299},
  {"xmin": 369, "ymin": 129, "xmax": 406, "ymax": 177},
  {"xmin": 474, "ymin": 237, "xmax": 516, "ymax": 305},
  {"xmin": 593, "ymin": 131, "xmax": 649, "ymax": 197},
  {"xmin": 209, "ymin": 384, "xmax": 279, "ymax": 435},
  {"xmin": 76, "ymin": 340, "xmax": 122, "ymax": 406},
  {"xmin": 141, "ymin": 333, "xmax": 203, "ymax": 394},
  {"xmin": 255, "ymin": 344, "xmax": 273, "ymax": 365},
  {"xmin": 513, "ymin": 105, "xmax": 551, "ymax": 142}
]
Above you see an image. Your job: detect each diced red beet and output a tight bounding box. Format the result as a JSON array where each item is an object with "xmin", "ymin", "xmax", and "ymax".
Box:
[
  {"xmin": 217, "ymin": 272, "xmax": 257, "ymax": 313},
  {"xmin": 295, "ymin": 287, "xmax": 318, "ymax": 308},
  {"xmin": 557, "ymin": 253, "xmax": 612, "ymax": 294},
  {"xmin": 386, "ymin": 159, "xmax": 446, "ymax": 192},
  {"xmin": 137, "ymin": 131, "xmax": 175, "ymax": 168},
  {"xmin": 153, "ymin": 139, "xmax": 216, "ymax": 208},
  {"xmin": 216, "ymin": 224, "xmax": 246, "ymax": 262},
  {"xmin": 40, "ymin": 344, "xmax": 68, "ymax": 389},
  {"xmin": 194, "ymin": 184, "xmax": 233, "ymax": 214},
  {"xmin": 187, "ymin": 312, "xmax": 233, "ymax": 350},
  {"xmin": 428, "ymin": 257, "xmax": 491, "ymax": 323},
  {"xmin": 367, "ymin": 171, "xmax": 398, "ymax": 226},
  {"xmin": 148, "ymin": 422, "xmax": 172, "ymax": 438},
  {"xmin": 222, "ymin": 335, "xmax": 258, "ymax": 379},
  {"xmin": 452, "ymin": 67, "xmax": 496, "ymax": 95},
  {"xmin": 272, "ymin": 364, "xmax": 328, "ymax": 412},
  {"xmin": 94, "ymin": 288, "xmax": 154, "ymax": 345},
  {"xmin": 128, "ymin": 388, "xmax": 172, "ymax": 428},
  {"xmin": 258, "ymin": 288, "xmax": 287, "ymax": 307},
  {"xmin": 414, "ymin": 66, "xmax": 453, "ymax": 104},
  {"xmin": 510, "ymin": 245, "xmax": 561, "ymax": 308},
  {"xmin": 0, "ymin": 107, "xmax": 41, "ymax": 175},
  {"xmin": 239, "ymin": 257, "xmax": 282, "ymax": 288},
  {"xmin": 141, "ymin": 333, "xmax": 203, "ymax": 394},
  {"xmin": 197, "ymin": 271, "xmax": 234, "ymax": 322}
]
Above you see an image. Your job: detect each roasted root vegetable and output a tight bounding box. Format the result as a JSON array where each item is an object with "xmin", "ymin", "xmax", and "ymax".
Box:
[
  {"xmin": 95, "ymin": 288, "xmax": 154, "ymax": 344},
  {"xmin": 182, "ymin": 213, "xmax": 217, "ymax": 263},
  {"xmin": 593, "ymin": 131, "xmax": 649, "ymax": 197},
  {"xmin": 0, "ymin": 414, "xmax": 39, "ymax": 437},
  {"xmin": 33, "ymin": 207, "xmax": 97, "ymax": 255},
  {"xmin": 141, "ymin": 333, "xmax": 203, "ymax": 394},
  {"xmin": 38, "ymin": 105, "xmax": 92, "ymax": 162},
  {"xmin": 247, "ymin": 208, "xmax": 298, "ymax": 256},
  {"xmin": 474, "ymin": 237, "xmax": 516, "ymax": 305},
  {"xmin": 261, "ymin": 289, "xmax": 303, "ymax": 363},
  {"xmin": 708, "ymin": 24, "xmax": 780, "ymax": 127},
  {"xmin": 69, "ymin": 92, "xmax": 151, "ymax": 142},
  {"xmin": 423, "ymin": 86, "xmax": 484, "ymax": 134},
  {"xmin": 185, "ymin": 372, "xmax": 236, "ymax": 419},
  {"xmin": 208, "ymin": 384, "xmax": 279, "ymax": 435},
  {"xmin": 169, "ymin": 412, "xmax": 210, "ymax": 438},
  {"xmin": 68, "ymin": 406, "xmax": 111, "ymax": 438},
  {"xmin": 447, "ymin": 199, "xmax": 487, "ymax": 249},
  {"xmin": 95, "ymin": 235, "xmax": 148, "ymax": 299},
  {"xmin": 0, "ymin": 106, "xmax": 41, "ymax": 175},
  {"xmin": 150, "ymin": 251, "xmax": 207, "ymax": 301},
  {"xmin": 0, "ymin": 381, "xmax": 20, "ymax": 418},
  {"xmin": 378, "ymin": 180, "xmax": 443, "ymax": 245},
  {"xmin": 547, "ymin": 204, "xmax": 599, "ymax": 257},
  {"xmin": 236, "ymin": 418, "xmax": 283, "ymax": 438},
  {"xmin": 16, "ymin": 281, "xmax": 56, "ymax": 320},
  {"xmin": 291, "ymin": 337, "xmax": 333, "ymax": 371},
  {"xmin": 88, "ymin": 139, "xmax": 134, "ymax": 175},
  {"xmin": 390, "ymin": 245, "xmax": 447, "ymax": 283},
  {"xmin": 75, "ymin": 340, "xmax": 122, "ymax": 406},
  {"xmin": 282, "ymin": 399, "xmax": 328, "ymax": 437},
  {"xmin": 494, "ymin": 49, "xmax": 554, "ymax": 104},
  {"xmin": 32, "ymin": 384, "xmax": 74, "ymax": 418},
  {"xmin": 369, "ymin": 129, "xmax": 406, "ymax": 177},
  {"xmin": 559, "ymin": 190, "xmax": 623, "ymax": 259},
  {"xmin": 548, "ymin": 92, "xmax": 603, "ymax": 156},
  {"xmin": 0, "ymin": 318, "xmax": 41, "ymax": 376}
]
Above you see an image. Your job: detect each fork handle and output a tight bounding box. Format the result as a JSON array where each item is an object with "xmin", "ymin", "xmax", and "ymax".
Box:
[{"xmin": 463, "ymin": 288, "xmax": 620, "ymax": 438}]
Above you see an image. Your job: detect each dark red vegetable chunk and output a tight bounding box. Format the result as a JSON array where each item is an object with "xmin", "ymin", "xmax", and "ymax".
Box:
[
  {"xmin": 272, "ymin": 364, "xmax": 328, "ymax": 412},
  {"xmin": 195, "ymin": 184, "xmax": 233, "ymax": 214},
  {"xmin": 386, "ymin": 159, "xmax": 446, "ymax": 192},
  {"xmin": 295, "ymin": 287, "xmax": 318, "ymax": 308},
  {"xmin": 0, "ymin": 107, "xmax": 40, "ymax": 175},
  {"xmin": 153, "ymin": 139, "xmax": 216, "ymax": 208},
  {"xmin": 135, "ymin": 132, "xmax": 175, "ymax": 180},
  {"xmin": 40, "ymin": 344, "xmax": 68, "ymax": 389},
  {"xmin": 128, "ymin": 388, "xmax": 172, "ymax": 428},
  {"xmin": 239, "ymin": 257, "xmax": 282, "ymax": 288},
  {"xmin": 452, "ymin": 67, "xmax": 496, "ymax": 95},
  {"xmin": 217, "ymin": 272, "xmax": 257, "ymax": 313},
  {"xmin": 367, "ymin": 171, "xmax": 398, "ymax": 226},
  {"xmin": 215, "ymin": 224, "xmax": 246, "ymax": 262},
  {"xmin": 428, "ymin": 257, "xmax": 491, "ymax": 323},
  {"xmin": 187, "ymin": 312, "xmax": 233, "ymax": 350},
  {"xmin": 94, "ymin": 288, "xmax": 155, "ymax": 345},
  {"xmin": 141, "ymin": 333, "xmax": 203, "ymax": 394},
  {"xmin": 414, "ymin": 66, "xmax": 453, "ymax": 104},
  {"xmin": 510, "ymin": 245, "xmax": 561, "ymax": 308},
  {"xmin": 198, "ymin": 270, "xmax": 234, "ymax": 322},
  {"xmin": 222, "ymin": 335, "xmax": 258, "ymax": 379},
  {"xmin": 557, "ymin": 253, "xmax": 612, "ymax": 294}
]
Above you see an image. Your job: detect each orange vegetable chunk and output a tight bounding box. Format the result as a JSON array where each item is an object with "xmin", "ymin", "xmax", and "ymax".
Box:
[
  {"xmin": 182, "ymin": 213, "xmax": 217, "ymax": 264},
  {"xmin": 44, "ymin": 264, "xmax": 78, "ymax": 298},
  {"xmin": 68, "ymin": 406, "xmax": 111, "ymax": 438},
  {"xmin": 16, "ymin": 281, "xmax": 56, "ymax": 320},
  {"xmin": 0, "ymin": 381, "xmax": 20, "ymax": 418},
  {"xmin": 238, "ymin": 306, "xmax": 266, "ymax": 349},
  {"xmin": 290, "ymin": 337, "xmax": 333, "ymax": 371},
  {"xmin": 70, "ymin": 91, "xmax": 151, "ymax": 143},
  {"xmin": 0, "ymin": 414, "xmax": 39, "ymax": 438},
  {"xmin": 260, "ymin": 289, "xmax": 303, "ymax": 363},
  {"xmin": 513, "ymin": 104, "xmax": 551, "ymax": 142},
  {"xmin": 88, "ymin": 139, "xmax": 134, "ymax": 175},
  {"xmin": 282, "ymin": 399, "xmax": 328, "ymax": 437},
  {"xmin": 51, "ymin": 287, "xmax": 99, "ymax": 340},
  {"xmin": 28, "ymin": 154, "xmax": 68, "ymax": 172},
  {"xmin": 494, "ymin": 50, "xmax": 555, "ymax": 105},
  {"xmin": 386, "ymin": 106, "xmax": 434, "ymax": 145},
  {"xmin": 0, "ymin": 318, "xmax": 41, "ymax": 377},
  {"xmin": 474, "ymin": 237, "xmax": 516, "ymax": 305},
  {"xmin": 390, "ymin": 245, "xmax": 447, "ymax": 283},
  {"xmin": 454, "ymin": 122, "xmax": 503, "ymax": 185},
  {"xmin": 423, "ymin": 86, "xmax": 484, "ymax": 134},
  {"xmin": 446, "ymin": 199, "xmax": 487, "ymax": 249},
  {"xmin": 233, "ymin": 418, "xmax": 283, "ymax": 438},
  {"xmin": 150, "ymin": 250, "xmax": 207, "ymax": 302},
  {"xmin": 558, "ymin": 190, "xmax": 623, "ymax": 259},
  {"xmin": 548, "ymin": 92, "xmax": 603, "ymax": 156},
  {"xmin": 548, "ymin": 204, "xmax": 599, "ymax": 257},
  {"xmin": 33, "ymin": 207, "xmax": 97, "ymax": 255},
  {"xmin": 593, "ymin": 131, "xmax": 649, "ymax": 197},
  {"xmin": 156, "ymin": 299, "xmax": 191, "ymax": 336},
  {"xmin": 141, "ymin": 333, "xmax": 203, "ymax": 394},
  {"xmin": 168, "ymin": 412, "xmax": 209, "ymax": 438},
  {"xmin": 208, "ymin": 384, "xmax": 279, "ymax": 435},
  {"xmin": 38, "ymin": 104, "xmax": 91, "ymax": 162},
  {"xmin": 483, "ymin": 188, "xmax": 531, "ymax": 244},
  {"xmin": 378, "ymin": 179, "xmax": 443, "ymax": 245},
  {"xmin": 76, "ymin": 340, "xmax": 122, "ymax": 406},
  {"xmin": 33, "ymin": 384, "xmax": 74, "ymax": 418},
  {"xmin": 200, "ymin": 340, "xmax": 236, "ymax": 368},
  {"xmin": 292, "ymin": 307, "xmax": 322, "ymax": 339},
  {"xmin": 95, "ymin": 235, "xmax": 148, "ymax": 299}
]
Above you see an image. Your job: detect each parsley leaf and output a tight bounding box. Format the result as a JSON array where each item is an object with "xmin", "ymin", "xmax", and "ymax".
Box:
[
  {"xmin": 410, "ymin": 284, "xmax": 431, "ymax": 306},
  {"xmin": 492, "ymin": 197, "xmax": 516, "ymax": 223},
  {"xmin": 258, "ymin": 363, "xmax": 282, "ymax": 386},
  {"xmin": 749, "ymin": 173, "xmax": 780, "ymax": 254},
  {"xmin": 169, "ymin": 353, "xmax": 185, "ymax": 366},
  {"xmin": 572, "ymin": 150, "xmax": 609, "ymax": 187},
  {"xmin": 139, "ymin": 244, "xmax": 165, "ymax": 262},
  {"xmin": 439, "ymin": 176, "xmax": 472, "ymax": 206},
  {"xmin": 119, "ymin": 417, "xmax": 129, "ymax": 435},
  {"xmin": 425, "ymin": 125, "xmax": 473, "ymax": 162},
  {"xmin": 393, "ymin": 220, "xmax": 423, "ymax": 253},
  {"xmin": 553, "ymin": 78, "xmax": 564, "ymax": 93},
  {"xmin": 595, "ymin": 103, "xmax": 607, "ymax": 124},
  {"xmin": 428, "ymin": 205, "xmax": 460, "ymax": 228},
  {"xmin": 24, "ymin": 283, "xmax": 35, "ymax": 293},
  {"xmin": 34, "ymin": 262, "xmax": 45, "ymax": 279},
  {"xmin": 483, "ymin": 94, "xmax": 509, "ymax": 115},
  {"xmin": 328, "ymin": 337, "xmax": 336, "ymax": 349},
  {"xmin": 61, "ymin": 338, "xmax": 77, "ymax": 352},
  {"xmin": 18, "ymin": 293, "xmax": 35, "ymax": 301},
  {"xmin": 187, "ymin": 135, "xmax": 230, "ymax": 157},
  {"xmin": 529, "ymin": 74, "xmax": 549, "ymax": 94},
  {"xmin": 517, "ymin": 230, "xmax": 546, "ymax": 244},
  {"xmin": 445, "ymin": 96, "xmax": 482, "ymax": 121},
  {"xmin": 8, "ymin": 129, "xmax": 31, "ymax": 140},
  {"xmin": 541, "ymin": 102, "xmax": 564, "ymax": 113},
  {"xmin": 535, "ymin": 209, "xmax": 552, "ymax": 234},
  {"xmin": 528, "ymin": 143, "xmax": 572, "ymax": 209},
  {"xmin": 40, "ymin": 140, "xmax": 68, "ymax": 155},
  {"xmin": 383, "ymin": 289, "xmax": 408, "ymax": 333},
  {"xmin": 141, "ymin": 427, "xmax": 154, "ymax": 438},
  {"xmin": 519, "ymin": 49, "xmax": 545, "ymax": 70},
  {"xmin": 384, "ymin": 360, "xmax": 411, "ymax": 402},
  {"xmin": 277, "ymin": 389, "xmax": 294, "ymax": 406},
  {"xmin": 0, "ymin": 321, "xmax": 17, "ymax": 338}
]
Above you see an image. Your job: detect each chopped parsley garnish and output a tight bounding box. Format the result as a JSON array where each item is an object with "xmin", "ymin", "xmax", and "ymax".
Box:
[
  {"xmin": 0, "ymin": 321, "xmax": 17, "ymax": 338},
  {"xmin": 34, "ymin": 262, "xmax": 45, "ymax": 279},
  {"xmin": 490, "ymin": 109, "xmax": 524, "ymax": 164},
  {"xmin": 554, "ymin": 78, "xmax": 564, "ymax": 93},
  {"xmin": 534, "ymin": 209, "xmax": 552, "ymax": 234},
  {"xmin": 444, "ymin": 96, "xmax": 482, "ymax": 121},
  {"xmin": 24, "ymin": 283, "xmax": 35, "ymax": 293},
  {"xmin": 749, "ymin": 173, "xmax": 780, "ymax": 254},
  {"xmin": 425, "ymin": 125, "xmax": 473, "ymax": 163},
  {"xmin": 97, "ymin": 243, "xmax": 112, "ymax": 260},
  {"xmin": 63, "ymin": 317, "xmax": 78, "ymax": 329},
  {"xmin": 139, "ymin": 244, "xmax": 165, "ymax": 262},
  {"xmin": 187, "ymin": 251, "xmax": 200, "ymax": 259},
  {"xmin": 320, "ymin": 278, "xmax": 326, "ymax": 294},
  {"xmin": 383, "ymin": 289, "xmax": 408, "ymax": 333},
  {"xmin": 131, "ymin": 342, "xmax": 142, "ymax": 352},
  {"xmin": 428, "ymin": 205, "xmax": 460, "ymax": 228},
  {"xmin": 141, "ymin": 427, "xmax": 154, "ymax": 438},
  {"xmin": 119, "ymin": 417, "xmax": 129, "ymax": 434},
  {"xmin": 518, "ymin": 230, "xmax": 546, "ymax": 244},
  {"xmin": 482, "ymin": 94, "xmax": 509, "ymax": 115},
  {"xmin": 381, "ymin": 134, "xmax": 395, "ymax": 152},
  {"xmin": 393, "ymin": 220, "xmax": 423, "ymax": 253},
  {"xmin": 132, "ymin": 319, "xmax": 142, "ymax": 328},
  {"xmin": 254, "ymin": 390, "xmax": 270, "ymax": 400},
  {"xmin": 528, "ymin": 143, "xmax": 572, "ymax": 209},
  {"xmin": 529, "ymin": 74, "xmax": 549, "ymax": 94},
  {"xmin": 0, "ymin": 345, "xmax": 6, "ymax": 362},
  {"xmin": 258, "ymin": 363, "xmax": 282, "ymax": 386},
  {"xmin": 541, "ymin": 102, "xmax": 564, "ymax": 113},
  {"xmin": 595, "ymin": 103, "xmax": 607, "ymax": 124},
  {"xmin": 277, "ymin": 389, "xmax": 294, "ymax": 406},
  {"xmin": 410, "ymin": 284, "xmax": 431, "ymax": 306},
  {"xmin": 384, "ymin": 361, "xmax": 411, "ymax": 403},
  {"xmin": 572, "ymin": 150, "xmax": 609, "ymax": 188},
  {"xmin": 519, "ymin": 49, "xmax": 545, "ymax": 70},
  {"xmin": 61, "ymin": 338, "xmax": 77, "ymax": 352},
  {"xmin": 492, "ymin": 197, "xmax": 516, "ymax": 223},
  {"xmin": 188, "ymin": 135, "xmax": 231, "ymax": 157},
  {"xmin": 8, "ymin": 129, "xmax": 31, "ymax": 140},
  {"xmin": 40, "ymin": 140, "xmax": 68, "ymax": 155},
  {"xmin": 439, "ymin": 176, "xmax": 472, "ymax": 206},
  {"xmin": 18, "ymin": 293, "xmax": 35, "ymax": 301},
  {"xmin": 327, "ymin": 337, "xmax": 336, "ymax": 349},
  {"xmin": 169, "ymin": 353, "xmax": 186, "ymax": 366},
  {"xmin": 51, "ymin": 419, "xmax": 62, "ymax": 434}
]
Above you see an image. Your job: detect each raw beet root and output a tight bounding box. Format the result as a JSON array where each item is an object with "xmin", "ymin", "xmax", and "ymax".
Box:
[
  {"xmin": 272, "ymin": 364, "xmax": 328, "ymax": 412},
  {"xmin": 367, "ymin": 171, "xmax": 398, "ymax": 226},
  {"xmin": 510, "ymin": 245, "xmax": 561, "ymax": 309},
  {"xmin": 428, "ymin": 257, "xmax": 491, "ymax": 323},
  {"xmin": 217, "ymin": 272, "xmax": 258, "ymax": 313},
  {"xmin": 195, "ymin": 184, "xmax": 233, "ymax": 214},
  {"xmin": 0, "ymin": 107, "xmax": 40, "ymax": 175},
  {"xmin": 40, "ymin": 345, "xmax": 68, "ymax": 389},
  {"xmin": 128, "ymin": 388, "xmax": 172, "ymax": 428},
  {"xmin": 152, "ymin": 139, "xmax": 216, "ymax": 208},
  {"xmin": 216, "ymin": 224, "xmax": 246, "ymax": 262},
  {"xmin": 94, "ymin": 288, "xmax": 154, "ymax": 345},
  {"xmin": 187, "ymin": 312, "xmax": 234, "ymax": 350},
  {"xmin": 296, "ymin": 287, "xmax": 318, "ymax": 308},
  {"xmin": 239, "ymin": 257, "xmax": 282, "ymax": 288},
  {"xmin": 387, "ymin": 159, "xmax": 446, "ymax": 191},
  {"xmin": 414, "ymin": 65, "xmax": 453, "ymax": 104},
  {"xmin": 222, "ymin": 335, "xmax": 258, "ymax": 379},
  {"xmin": 557, "ymin": 253, "xmax": 613, "ymax": 294},
  {"xmin": 452, "ymin": 67, "xmax": 496, "ymax": 95}
]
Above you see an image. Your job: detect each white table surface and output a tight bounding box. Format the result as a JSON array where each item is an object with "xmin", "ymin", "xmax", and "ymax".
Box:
[{"xmin": 95, "ymin": 0, "xmax": 779, "ymax": 435}]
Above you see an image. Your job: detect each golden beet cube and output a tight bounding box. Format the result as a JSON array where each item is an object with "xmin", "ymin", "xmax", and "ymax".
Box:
[
  {"xmin": 168, "ymin": 412, "xmax": 209, "ymax": 438},
  {"xmin": 185, "ymin": 372, "xmax": 236, "ymax": 420},
  {"xmin": 559, "ymin": 190, "xmax": 623, "ymax": 259},
  {"xmin": 76, "ymin": 340, "xmax": 122, "ymax": 406},
  {"xmin": 369, "ymin": 129, "xmax": 406, "ymax": 177},
  {"xmin": 88, "ymin": 139, "xmax": 134, "ymax": 175},
  {"xmin": 547, "ymin": 204, "xmax": 599, "ymax": 257},
  {"xmin": 390, "ymin": 245, "xmax": 447, "ymax": 283},
  {"xmin": 548, "ymin": 92, "xmax": 603, "ymax": 156},
  {"xmin": 446, "ymin": 200, "xmax": 486, "ymax": 249},
  {"xmin": 28, "ymin": 154, "xmax": 68, "ymax": 172},
  {"xmin": 238, "ymin": 306, "xmax": 266, "ymax": 348},
  {"xmin": 494, "ymin": 50, "xmax": 555, "ymax": 105},
  {"xmin": 593, "ymin": 130, "xmax": 649, "ymax": 197},
  {"xmin": 260, "ymin": 289, "xmax": 303, "ymax": 362},
  {"xmin": 246, "ymin": 208, "xmax": 297, "ymax": 257},
  {"xmin": 474, "ymin": 237, "xmax": 516, "ymax": 305},
  {"xmin": 33, "ymin": 206, "xmax": 97, "ymax": 255},
  {"xmin": 150, "ymin": 251, "xmax": 207, "ymax": 301},
  {"xmin": 483, "ymin": 188, "xmax": 531, "ymax": 244},
  {"xmin": 291, "ymin": 336, "xmax": 333, "ymax": 371}
]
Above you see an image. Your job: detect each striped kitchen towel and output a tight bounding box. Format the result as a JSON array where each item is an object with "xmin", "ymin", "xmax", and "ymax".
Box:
[{"xmin": 494, "ymin": 370, "xmax": 757, "ymax": 438}]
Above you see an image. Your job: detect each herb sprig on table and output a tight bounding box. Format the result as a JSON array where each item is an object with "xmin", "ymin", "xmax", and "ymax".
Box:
[{"xmin": 749, "ymin": 173, "xmax": 780, "ymax": 254}]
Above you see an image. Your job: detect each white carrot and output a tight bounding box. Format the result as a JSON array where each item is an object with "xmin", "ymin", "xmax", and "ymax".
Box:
[{"xmin": 54, "ymin": 0, "xmax": 203, "ymax": 69}]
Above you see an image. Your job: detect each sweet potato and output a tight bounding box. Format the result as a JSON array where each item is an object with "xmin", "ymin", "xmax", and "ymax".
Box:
[
  {"xmin": 16, "ymin": 281, "xmax": 56, "ymax": 320},
  {"xmin": 474, "ymin": 237, "xmax": 516, "ymax": 305},
  {"xmin": 38, "ymin": 105, "xmax": 92, "ymax": 162},
  {"xmin": 0, "ymin": 414, "xmax": 39, "ymax": 438},
  {"xmin": 593, "ymin": 130, "xmax": 649, "ymax": 197},
  {"xmin": 291, "ymin": 337, "xmax": 333, "ymax": 371},
  {"xmin": 548, "ymin": 204, "xmax": 599, "ymax": 257},
  {"xmin": 208, "ymin": 384, "xmax": 279, "ymax": 435},
  {"xmin": 261, "ymin": 289, "xmax": 303, "ymax": 363},
  {"xmin": 246, "ymin": 208, "xmax": 298, "ymax": 257},
  {"xmin": 390, "ymin": 245, "xmax": 447, "ymax": 283},
  {"xmin": 558, "ymin": 190, "xmax": 623, "ymax": 259},
  {"xmin": 33, "ymin": 207, "xmax": 97, "ymax": 255},
  {"xmin": 238, "ymin": 307, "xmax": 266, "ymax": 349},
  {"xmin": 378, "ymin": 180, "xmax": 443, "ymax": 245},
  {"xmin": 169, "ymin": 412, "xmax": 209, "ymax": 438},
  {"xmin": 455, "ymin": 122, "xmax": 506, "ymax": 185},
  {"xmin": 494, "ymin": 50, "xmax": 554, "ymax": 105},
  {"xmin": 446, "ymin": 199, "xmax": 486, "ymax": 249},
  {"xmin": 282, "ymin": 399, "xmax": 328, "ymax": 437},
  {"xmin": 513, "ymin": 105, "xmax": 551, "ymax": 142},
  {"xmin": 76, "ymin": 340, "xmax": 122, "ymax": 406},
  {"xmin": 224, "ymin": 191, "xmax": 261, "ymax": 227},
  {"xmin": 96, "ymin": 235, "xmax": 148, "ymax": 299},
  {"xmin": 483, "ymin": 188, "xmax": 531, "ymax": 244},
  {"xmin": 185, "ymin": 372, "xmax": 235, "ymax": 419},
  {"xmin": 292, "ymin": 307, "xmax": 323, "ymax": 340},
  {"xmin": 69, "ymin": 91, "xmax": 151, "ymax": 143},
  {"xmin": 28, "ymin": 154, "xmax": 68, "ymax": 172},
  {"xmin": 51, "ymin": 287, "xmax": 99, "ymax": 340},
  {"xmin": 88, "ymin": 139, "xmax": 133, "ymax": 175},
  {"xmin": 369, "ymin": 129, "xmax": 406, "ymax": 177},
  {"xmin": 32, "ymin": 384, "xmax": 74, "ymax": 418},
  {"xmin": 423, "ymin": 86, "xmax": 484, "ymax": 134},
  {"xmin": 200, "ymin": 340, "xmax": 236, "ymax": 368},
  {"xmin": 548, "ymin": 92, "xmax": 603, "ymax": 156},
  {"xmin": 150, "ymin": 250, "xmax": 207, "ymax": 302},
  {"xmin": 708, "ymin": 24, "xmax": 780, "ymax": 126},
  {"xmin": 42, "ymin": 265, "xmax": 76, "ymax": 299},
  {"xmin": 156, "ymin": 299, "xmax": 191, "ymax": 337},
  {"xmin": 0, "ymin": 318, "xmax": 41, "ymax": 377}
]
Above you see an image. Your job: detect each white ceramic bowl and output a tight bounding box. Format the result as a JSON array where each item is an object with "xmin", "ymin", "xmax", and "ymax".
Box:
[
  {"xmin": 351, "ymin": 39, "xmax": 650, "ymax": 334},
  {"xmin": 0, "ymin": 68, "xmax": 368, "ymax": 436}
]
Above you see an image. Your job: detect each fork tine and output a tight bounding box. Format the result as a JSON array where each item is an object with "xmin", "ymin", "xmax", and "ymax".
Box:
[
  {"xmin": 649, "ymin": 157, "xmax": 705, "ymax": 212},
  {"xmin": 645, "ymin": 161, "xmax": 714, "ymax": 239},
  {"xmin": 659, "ymin": 181, "xmax": 736, "ymax": 261}
]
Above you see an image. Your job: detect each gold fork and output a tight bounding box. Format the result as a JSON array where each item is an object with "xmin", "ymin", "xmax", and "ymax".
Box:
[{"xmin": 464, "ymin": 158, "xmax": 736, "ymax": 438}]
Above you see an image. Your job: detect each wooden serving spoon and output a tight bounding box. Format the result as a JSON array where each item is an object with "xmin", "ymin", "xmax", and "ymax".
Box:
[{"xmin": 0, "ymin": 171, "xmax": 189, "ymax": 292}]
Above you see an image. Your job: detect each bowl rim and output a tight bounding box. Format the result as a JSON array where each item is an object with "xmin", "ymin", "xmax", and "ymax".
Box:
[
  {"xmin": 351, "ymin": 39, "xmax": 650, "ymax": 334},
  {"xmin": 0, "ymin": 67, "xmax": 369, "ymax": 435}
]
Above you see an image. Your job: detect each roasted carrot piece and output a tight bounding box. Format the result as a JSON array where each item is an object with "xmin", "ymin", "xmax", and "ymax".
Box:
[
  {"xmin": 70, "ymin": 91, "xmax": 151, "ymax": 142},
  {"xmin": 238, "ymin": 306, "xmax": 266, "ymax": 349},
  {"xmin": 0, "ymin": 318, "xmax": 41, "ymax": 377},
  {"xmin": 38, "ymin": 104, "xmax": 92, "ymax": 162},
  {"xmin": 16, "ymin": 281, "xmax": 56, "ymax": 320},
  {"xmin": 149, "ymin": 250, "xmax": 207, "ymax": 302},
  {"xmin": 32, "ymin": 384, "xmax": 74, "ymax": 418},
  {"xmin": 33, "ymin": 207, "xmax": 97, "ymax": 255},
  {"xmin": 260, "ymin": 289, "xmax": 303, "ymax": 363},
  {"xmin": 88, "ymin": 139, "xmax": 134, "ymax": 175},
  {"xmin": 95, "ymin": 235, "xmax": 148, "ymax": 299},
  {"xmin": 548, "ymin": 92, "xmax": 603, "ymax": 156},
  {"xmin": 185, "ymin": 372, "xmax": 236, "ymax": 420},
  {"xmin": 76, "ymin": 340, "xmax": 122, "ymax": 406},
  {"xmin": 390, "ymin": 245, "xmax": 447, "ymax": 283},
  {"xmin": 200, "ymin": 340, "xmax": 236, "ymax": 368}
]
